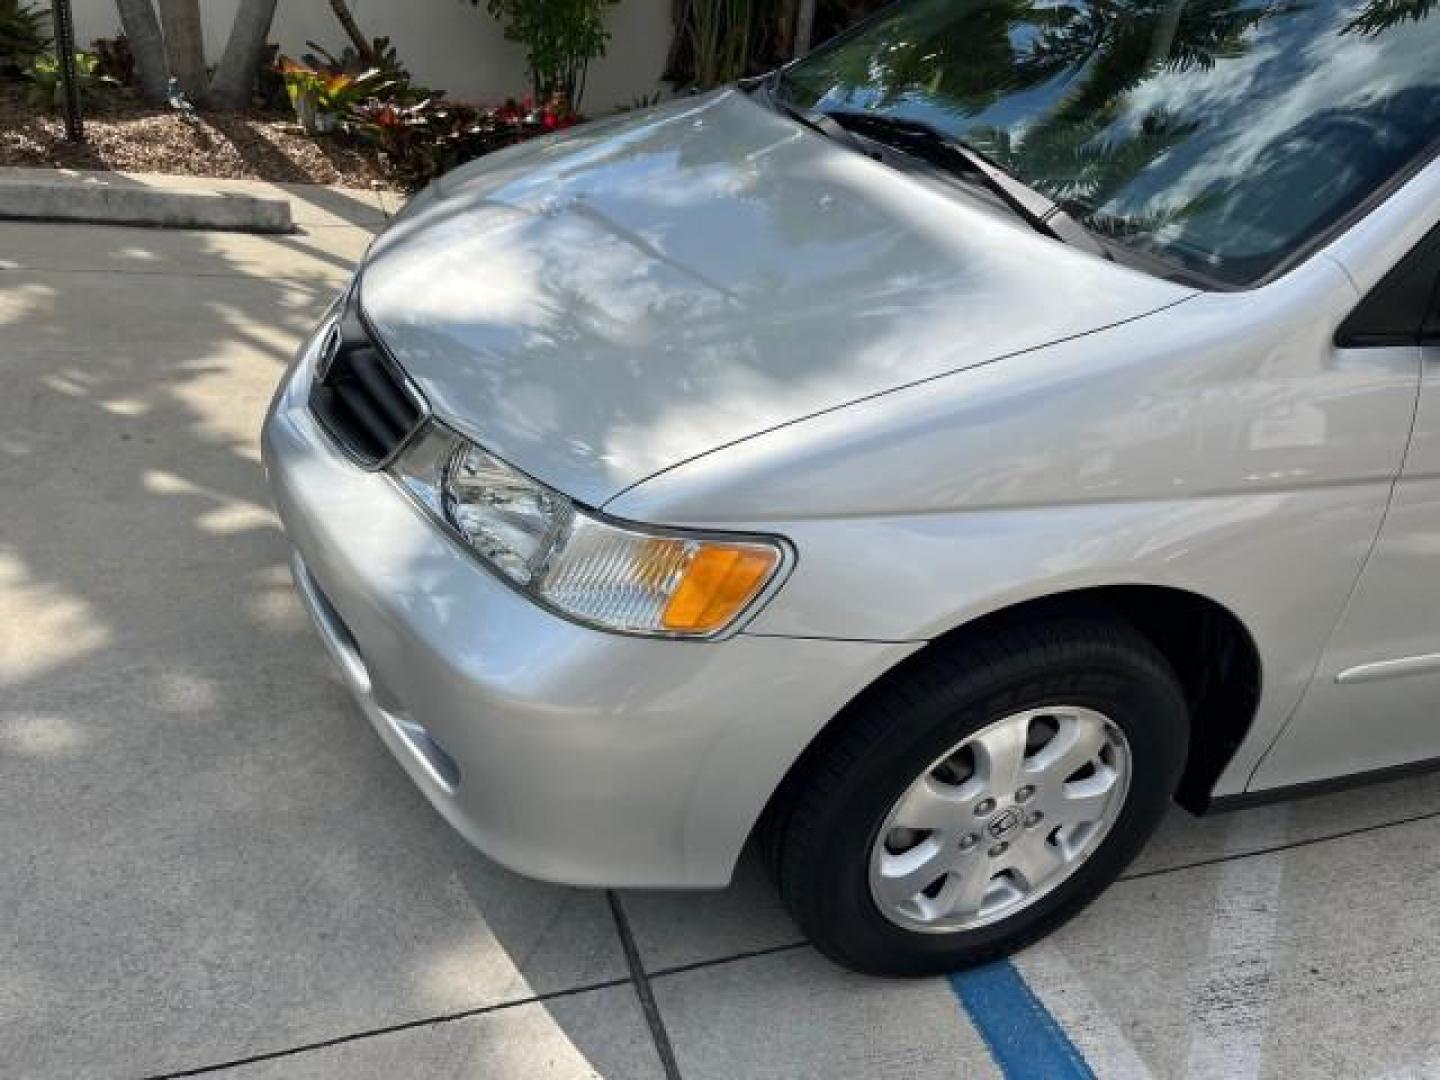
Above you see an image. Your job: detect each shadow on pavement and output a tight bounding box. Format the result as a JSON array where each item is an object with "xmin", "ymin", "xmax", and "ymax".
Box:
[{"xmin": 0, "ymin": 197, "xmax": 649, "ymax": 1078}]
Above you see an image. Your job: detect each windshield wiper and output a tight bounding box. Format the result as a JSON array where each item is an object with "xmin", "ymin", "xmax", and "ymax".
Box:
[
  {"xmin": 756, "ymin": 71, "xmax": 873, "ymax": 157},
  {"xmin": 820, "ymin": 110, "xmax": 1111, "ymax": 259}
]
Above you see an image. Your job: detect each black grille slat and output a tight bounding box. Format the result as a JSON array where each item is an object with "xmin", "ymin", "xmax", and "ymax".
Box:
[
  {"xmin": 348, "ymin": 348, "xmax": 420, "ymax": 433},
  {"xmin": 308, "ymin": 297, "xmax": 425, "ymax": 467},
  {"xmin": 330, "ymin": 382, "xmax": 396, "ymax": 456}
]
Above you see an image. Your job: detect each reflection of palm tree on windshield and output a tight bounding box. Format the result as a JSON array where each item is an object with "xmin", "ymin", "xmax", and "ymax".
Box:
[
  {"xmin": 796, "ymin": 0, "xmax": 1303, "ymax": 234},
  {"xmin": 784, "ymin": 0, "xmax": 1437, "ymax": 284},
  {"xmin": 979, "ymin": 110, "xmax": 1206, "ymax": 236},
  {"xmin": 1341, "ymin": 0, "xmax": 1437, "ymax": 34},
  {"xmin": 1013, "ymin": 0, "xmax": 1290, "ymax": 119},
  {"xmin": 807, "ymin": 0, "xmax": 1294, "ymax": 119},
  {"xmin": 823, "ymin": 0, "xmax": 1065, "ymax": 113},
  {"xmin": 974, "ymin": 0, "xmax": 1296, "ymax": 230}
]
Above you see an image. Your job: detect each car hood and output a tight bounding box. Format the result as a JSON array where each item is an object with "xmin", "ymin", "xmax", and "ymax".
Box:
[{"xmin": 361, "ymin": 90, "xmax": 1194, "ymax": 507}]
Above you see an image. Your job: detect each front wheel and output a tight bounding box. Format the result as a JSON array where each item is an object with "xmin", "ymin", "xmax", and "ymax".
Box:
[{"xmin": 766, "ymin": 617, "xmax": 1189, "ymax": 976}]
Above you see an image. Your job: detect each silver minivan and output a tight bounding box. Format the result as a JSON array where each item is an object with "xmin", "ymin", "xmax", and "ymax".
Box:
[{"xmin": 263, "ymin": 0, "xmax": 1440, "ymax": 973}]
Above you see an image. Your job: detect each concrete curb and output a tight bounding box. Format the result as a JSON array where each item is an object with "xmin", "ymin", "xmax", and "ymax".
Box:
[{"xmin": 0, "ymin": 170, "xmax": 293, "ymax": 233}]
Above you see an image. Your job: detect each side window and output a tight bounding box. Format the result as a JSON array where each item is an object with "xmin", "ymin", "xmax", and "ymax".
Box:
[{"xmin": 1336, "ymin": 224, "xmax": 1440, "ymax": 348}]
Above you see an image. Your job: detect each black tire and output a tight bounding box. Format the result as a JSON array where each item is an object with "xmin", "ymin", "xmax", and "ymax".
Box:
[{"xmin": 764, "ymin": 616, "xmax": 1188, "ymax": 976}]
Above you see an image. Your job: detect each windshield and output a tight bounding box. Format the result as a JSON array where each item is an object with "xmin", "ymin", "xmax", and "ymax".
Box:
[{"xmin": 779, "ymin": 0, "xmax": 1440, "ymax": 285}]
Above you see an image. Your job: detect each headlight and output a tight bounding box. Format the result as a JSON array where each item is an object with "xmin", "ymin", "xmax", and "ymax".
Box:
[{"xmin": 391, "ymin": 424, "xmax": 790, "ymax": 639}]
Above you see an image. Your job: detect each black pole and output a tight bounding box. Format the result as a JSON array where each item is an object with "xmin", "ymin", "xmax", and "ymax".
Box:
[{"xmin": 51, "ymin": 0, "xmax": 83, "ymax": 142}]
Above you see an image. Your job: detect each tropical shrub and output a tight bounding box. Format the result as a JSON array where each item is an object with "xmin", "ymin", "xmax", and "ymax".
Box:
[
  {"xmin": 274, "ymin": 20, "xmax": 581, "ymax": 191},
  {"xmin": 472, "ymin": 0, "xmax": 619, "ymax": 108},
  {"xmin": 0, "ymin": 0, "xmax": 49, "ymax": 77},
  {"xmin": 351, "ymin": 95, "xmax": 575, "ymax": 189},
  {"xmin": 303, "ymin": 35, "xmax": 432, "ymax": 106},
  {"xmin": 277, "ymin": 57, "xmax": 395, "ymax": 133},
  {"xmin": 89, "ymin": 34, "xmax": 137, "ymax": 86},
  {"xmin": 304, "ymin": 35, "xmax": 407, "ymax": 81},
  {"xmin": 28, "ymin": 52, "xmax": 100, "ymax": 109}
]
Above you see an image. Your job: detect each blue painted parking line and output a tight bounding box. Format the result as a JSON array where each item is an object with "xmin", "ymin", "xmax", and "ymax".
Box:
[{"xmin": 949, "ymin": 960, "xmax": 1095, "ymax": 1079}]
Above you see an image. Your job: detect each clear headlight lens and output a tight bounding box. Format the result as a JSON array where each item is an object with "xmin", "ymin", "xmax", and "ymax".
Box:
[
  {"xmin": 390, "ymin": 424, "xmax": 788, "ymax": 638},
  {"xmin": 443, "ymin": 441, "xmax": 570, "ymax": 585}
]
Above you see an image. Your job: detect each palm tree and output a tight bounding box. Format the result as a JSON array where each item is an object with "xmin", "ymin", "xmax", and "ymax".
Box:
[
  {"xmin": 114, "ymin": 0, "xmax": 278, "ymax": 107},
  {"xmin": 156, "ymin": 0, "xmax": 204, "ymax": 99},
  {"xmin": 114, "ymin": 0, "xmax": 167, "ymax": 102},
  {"xmin": 210, "ymin": 0, "xmax": 279, "ymax": 108}
]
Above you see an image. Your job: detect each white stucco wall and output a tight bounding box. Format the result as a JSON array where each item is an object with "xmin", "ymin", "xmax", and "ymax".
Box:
[{"xmin": 67, "ymin": 0, "xmax": 672, "ymax": 114}]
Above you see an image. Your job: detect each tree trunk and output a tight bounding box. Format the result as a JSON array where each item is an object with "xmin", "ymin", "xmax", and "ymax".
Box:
[
  {"xmin": 327, "ymin": 0, "xmax": 374, "ymax": 64},
  {"xmin": 208, "ymin": 0, "xmax": 278, "ymax": 109},
  {"xmin": 158, "ymin": 0, "xmax": 207, "ymax": 103},
  {"xmin": 114, "ymin": 0, "xmax": 168, "ymax": 103},
  {"xmin": 794, "ymin": 0, "xmax": 817, "ymax": 57}
]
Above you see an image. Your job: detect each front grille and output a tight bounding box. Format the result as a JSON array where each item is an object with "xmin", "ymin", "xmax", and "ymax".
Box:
[{"xmin": 309, "ymin": 300, "xmax": 425, "ymax": 467}]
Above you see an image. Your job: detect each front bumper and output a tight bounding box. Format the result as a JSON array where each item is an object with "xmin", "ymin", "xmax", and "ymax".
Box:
[{"xmin": 261, "ymin": 340, "xmax": 917, "ymax": 887}]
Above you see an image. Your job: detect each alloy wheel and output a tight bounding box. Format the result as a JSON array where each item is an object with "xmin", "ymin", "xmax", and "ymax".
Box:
[{"xmin": 868, "ymin": 706, "xmax": 1131, "ymax": 933}]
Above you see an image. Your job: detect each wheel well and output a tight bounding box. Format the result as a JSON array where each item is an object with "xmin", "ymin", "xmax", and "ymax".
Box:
[
  {"xmin": 762, "ymin": 586, "xmax": 1260, "ymax": 841},
  {"xmin": 1056, "ymin": 587, "xmax": 1262, "ymax": 811}
]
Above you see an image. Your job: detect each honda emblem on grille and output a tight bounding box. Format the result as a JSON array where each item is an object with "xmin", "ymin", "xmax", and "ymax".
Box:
[{"xmin": 315, "ymin": 325, "xmax": 342, "ymax": 384}]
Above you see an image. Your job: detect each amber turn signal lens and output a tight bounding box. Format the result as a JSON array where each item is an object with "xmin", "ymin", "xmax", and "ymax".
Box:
[{"xmin": 662, "ymin": 544, "xmax": 782, "ymax": 634}]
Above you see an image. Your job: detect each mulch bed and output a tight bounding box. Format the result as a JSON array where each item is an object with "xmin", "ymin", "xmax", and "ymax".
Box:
[{"xmin": 0, "ymin": 81, "xmax": 392, "ymax": 189}]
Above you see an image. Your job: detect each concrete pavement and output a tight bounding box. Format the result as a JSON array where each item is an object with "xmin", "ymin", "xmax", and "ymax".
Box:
[
  {"xmin": 6, "ymin": 189, "xmax": 1440, "ymax": 1079},
  {"xmin": 0, "ymin": 168, "xmax": 296, "ymax": 234}
]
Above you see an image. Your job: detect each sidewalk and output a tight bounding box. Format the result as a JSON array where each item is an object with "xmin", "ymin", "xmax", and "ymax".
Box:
[{"xmin": 0, "ymin": 167, "xmax": 403, "ymax": 232}]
